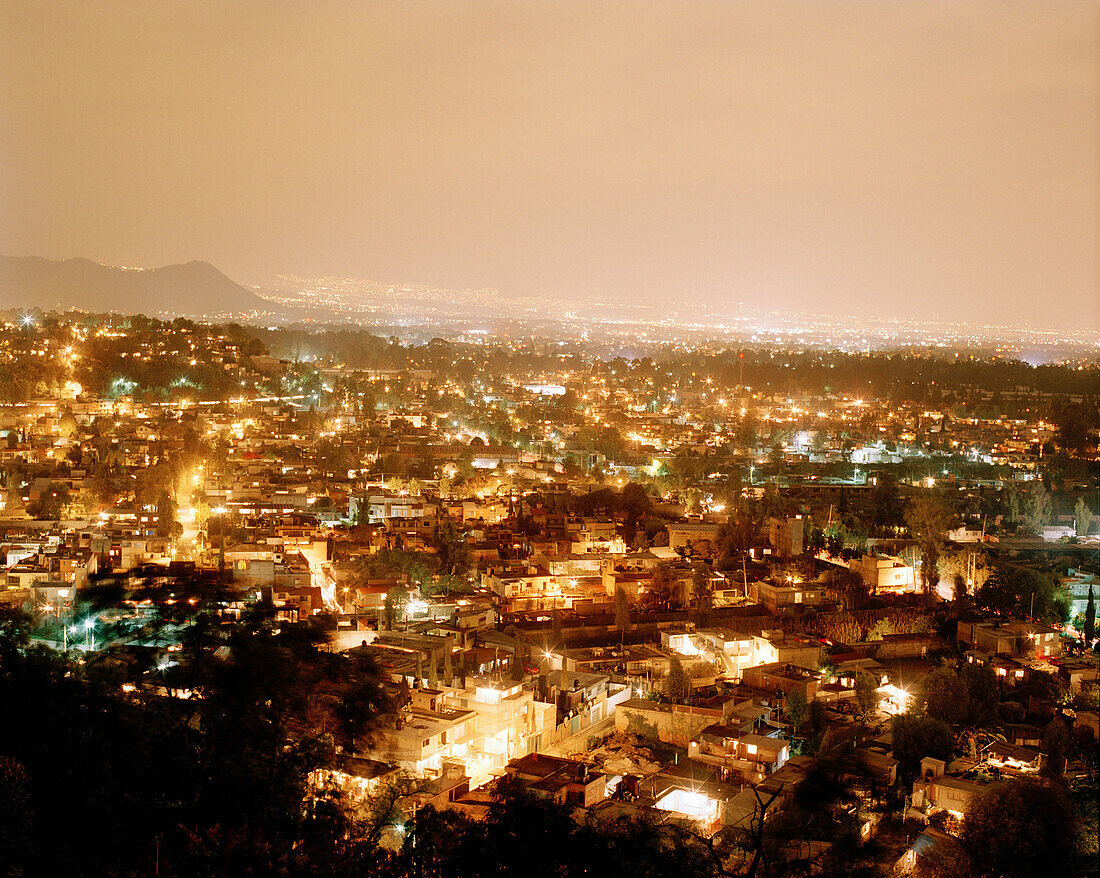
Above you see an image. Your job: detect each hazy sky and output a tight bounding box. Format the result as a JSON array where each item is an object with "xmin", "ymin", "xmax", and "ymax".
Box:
[{"xmin": 2, "ymin": 1, "xmax": 1097, "ymax": 328}]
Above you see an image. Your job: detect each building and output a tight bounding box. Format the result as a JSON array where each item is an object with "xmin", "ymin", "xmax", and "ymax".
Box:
[
  {"xmin": 957, "ymin": 619, "xmax": 1063, "ymax": 659},
  {"xmin": 741, "ymin": 662, "xmax": 820, "ymax": 702},
  {"xmin": 753, "ymin": 579, "xmax": 825, "ymax": 613},
  {"xmin": 853, "ymin": 554, "xmax": 916, "ymax": 594},
  {"xmin": 615, "ymin": 697, "xmax": 733, "ymax": 748},
  {"xmin": 666, "ymin": 522, "xmax": 722, "ymax": 557},
  {"xmin": 689, "ymin": 724, "xmax": 790, "ymax": 784},
  {"xmin": 909, "ymin": 757, "xmax": 982, "ymax": 818},
  {"xmin": 368, "ymin": 679, "xmax": 556, "ymax": 789},
  {"xmin": 503, "ymin": 753, "xmax": 608, "ymax": 807},
  {"xmin": 768, "ymin": 516, "xmax": 804, "ymax": 557}
]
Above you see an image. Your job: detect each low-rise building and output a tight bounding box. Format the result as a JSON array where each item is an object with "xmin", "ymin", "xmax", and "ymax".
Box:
[
  {"xmin": 688, "ymin": 724, "xmax": 790, "ymax": 784},
  {"xmin": 853, "ymin": 554, "xmax": 917, "ymax": 594},
  {"xmin": 768, "ymin": 515, "xmax": 805, "ymax": 557}
]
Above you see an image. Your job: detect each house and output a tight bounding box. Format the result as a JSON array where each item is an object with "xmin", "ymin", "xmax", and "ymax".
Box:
[
  {"xmin": 666, "ymin": 522, "xmax": 722, "ymax": 557},
  {"xmin": 268, "ymin": 584, "xmax": 326, "ymax": 620},
  {"xmin": 627, "ymin": 765, "xmax": 737, "ymax": 838},
  {"xmin": 753, "ymin": 579, "xmax": 825, "ymax": 613},
  {"xmin": 768, "ymin": 516, "xmax": 805, "ymax": 557},
  {"xmin": 957, "ymin": 619, "xmax": 1062, "ymax": 659},
  {"xmin": 544, "ymin": 669, "xmax": 627, "ymax": 740},
  {"xmin": 909, "ymin": 757, "xmax": 983, "ymax": 818},
  {"xmin": 750, "ymin": 630, "xmax": 823, "ymax": 671},
  {"xmin": 503, "ymin": 753, "xmax": 608, "ymax": 808},
  {"xmin": 895, "ymin": 826, "xmax": 965, "ymax": 876},
  {"xmin": 853, "ymin": 554, "xmax": 916, "ymax": 594},
  {"xmin": 688, "ymin": 724, "xmax": 789, "ymax": 784},
  {"xmin": 982, "ymin": 741, "xmax": 1042, "ymax": 776},
  {"xmin": 741, "ymin": 662, "xmax": 820, "ymax": 702}
]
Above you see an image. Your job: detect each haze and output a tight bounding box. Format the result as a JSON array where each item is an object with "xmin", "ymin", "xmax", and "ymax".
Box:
[{"xmin": 1, "ymin": 1, "xmax": 1097, "ymax": 329}]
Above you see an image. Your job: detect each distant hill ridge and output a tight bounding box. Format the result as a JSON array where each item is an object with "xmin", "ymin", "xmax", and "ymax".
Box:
[{"xmin": 0, "ymin": 254, "xmax": 270, "ymax": 316}]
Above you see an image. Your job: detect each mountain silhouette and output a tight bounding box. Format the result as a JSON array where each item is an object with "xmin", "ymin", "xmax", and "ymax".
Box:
[{"xmin": 0, "ymin": 255, "xmax": 271, "ymax": 316}]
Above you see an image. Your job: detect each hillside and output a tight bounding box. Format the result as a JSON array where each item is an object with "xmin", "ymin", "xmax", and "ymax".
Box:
[{"xmin": 0, "ymin": 255, "xmax": 271, "ymax": 316}]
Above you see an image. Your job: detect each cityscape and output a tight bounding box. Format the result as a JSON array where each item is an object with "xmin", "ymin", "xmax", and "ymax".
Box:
[{"xmin": 0, "ymin": 3, "xmax": 1097, "ymax": 878}]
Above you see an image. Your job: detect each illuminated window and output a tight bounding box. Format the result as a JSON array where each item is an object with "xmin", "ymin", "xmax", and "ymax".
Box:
[{"xmin": 745, "ymin": 743, "xmax": 757, "ymax": 755}]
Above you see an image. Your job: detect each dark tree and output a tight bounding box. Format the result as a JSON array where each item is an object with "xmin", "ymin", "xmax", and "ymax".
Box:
[
  {"xmin": 963, "ymin": 777, "xmax": 1073, "ymax": 878},
  {"xmin": 785, "ymin": 688, "xmax": 807, "ymax": 731},
  {"xmin": 905, "ymin": 492, "xmax": 951, "ymax": 601},
  {"xmin": 1041, "ymin": 717, "xmax": 1069, "ymax": 778},
  {"xmin": 432, "ymin": 516, "xmax": 470, "ymax": 578},
  {"xmin": 959, "ymin": 661, "xmax": 999, "ymax": 728},
  {"xmin": 891, "ymin": 713, "xmax": 955, "ymax": 783},
  {"xmin": 666, "ymin": 653, "xmax": 690, "ymax": 704},
  {"xmin": 1085, "ymin": 584, "xmax": 1095, "ymax": 644},
  {"xmin": 614, "ymin": 585, "xmax": 632, "ymax": 637},
  {"xmin": 922, "ymin": 666, "xmax": 967, "ymax": 726},
  {"xmin": 690, "ymin": 562, "xmax": 714, "ymax": 626}
]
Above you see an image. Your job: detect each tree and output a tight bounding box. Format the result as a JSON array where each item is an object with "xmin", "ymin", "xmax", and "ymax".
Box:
[
  {"xmin": 431, "ymin": 516, "xmax": 470, "ymax": 578},
  {"xmin": 1022, "ymin": 481, "xmax": 1053, "ymax": 534},
  {"xmin": 645, "ymin": 562, "xmax": 676, "ymax": 610},
  {"xmin": 854, "ymin": 672, "xmax": 878, "ymax": 717},
  {"xmin": 905, "ymin": 492, "xmax": 951, "ymax": 600},
  {"xmin": 1041, "ymin": 717, "xmax": 1069, "ymax": 778},
  {"xmin": 443, "ymin": 644, "xmax": 454, "ymax": 686},
  {"xmin": 427, "ymin": 650, "xmax": 439, "ymax": 689},
  {"xmin": 962, "ymin": 777, "xmax": 1073, "ymax": 878},
  {"xmin": 786, "ymin": 688, "xmax": 807, "ymax": 731},
  {"xmin": 1074, "ymin": 498, "xmax": 1094, "ymax": 537},
  {"xmin": 1085, "ymin": 584, "xmax": 1095, "ymax": 644},
  {"xmin": 891, "ymin": 713, "xmax": 954, "ymax": 783},
  {"xmin": 1051, "ymin": 401, "xmax": 1099, "ymax": 456},
  {"xmin": 0, "ymin": 609, "xmax": 392, "ymax": 876},
  {"xmin": 26, "ymin": 480, "xmax": 70, "ymax": 520},
  {"xmin": 384, "ymin": 586, "xmax": 408, "ymax": 630},
  {"xmin": 0, "ymin": 756, "xmax": 32, "ymax": 874},
  {"xmin": 155, "ymin": 489, "xmax": 177, "ymax": 538},
  {"xmin": 975, "ymin": 564, "xmax": 1068, "ymax": 626},
  {"xmin": 807, "ymin": 699, "xmax": 828, "ymax": 745},
  {"xmin": 666, "ymin": 654, "xmax": 690, "ymax": 704},
  {"xmin": 57, "ymin": 410, "xmax": 78, "ymax": 439},
  {"xmin": 389, "ymin": 781, "xmax": 725, "ymax": 878},
  {"xmin": 871, "ymin": 473, "xmax": 903, "ymax": 527},
  {"xmin": 959, "ymin": 661, "xmax": 999, "ymax": 728},
  {"xmin": 613, "ymin": 586, "xmax": 632, "ymax": 637},
  {"xmin": 922, "ymin": 666, "xmax": 967, "ymax": 726},
  {"xmin": 620, "ymin": 481, "xmax": 651, "ymax": 527},
  {"xmin": 690, "ymin": 563, "xmax": 714, "ymax": 626}
]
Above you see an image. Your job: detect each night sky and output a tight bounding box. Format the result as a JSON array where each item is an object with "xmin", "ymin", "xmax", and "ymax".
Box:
[{"xmin": 2, "ymin": 1, "xmax": 1096, "ymax": 328}]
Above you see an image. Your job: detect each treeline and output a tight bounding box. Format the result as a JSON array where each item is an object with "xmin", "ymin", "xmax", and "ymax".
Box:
[{"xmin": 0, "ymin": 605, "xmax": 391, "ymax": 877}]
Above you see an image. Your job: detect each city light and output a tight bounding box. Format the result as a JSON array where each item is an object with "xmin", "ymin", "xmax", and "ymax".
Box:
[{"xmin": 0, "ymin": 11, "xmax": 1088, "ymax": 864}]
